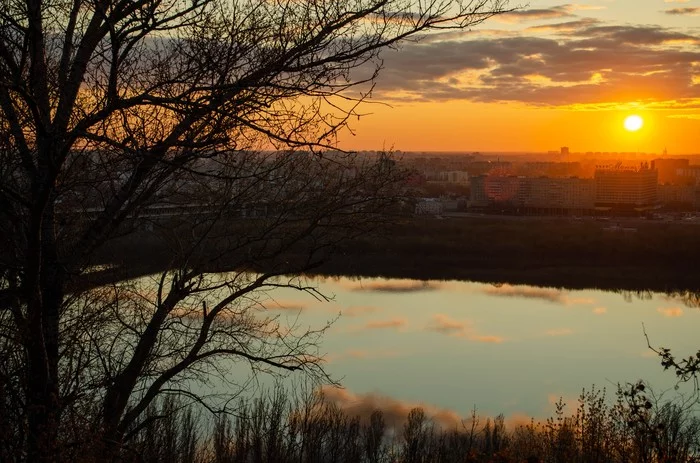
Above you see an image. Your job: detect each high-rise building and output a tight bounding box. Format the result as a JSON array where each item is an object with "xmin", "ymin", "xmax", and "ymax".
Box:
[
  {"xmin": 594, "ymin": 163, "xmax": 657, "ymax": 210},
  {"xmin": 651, "ymin": 158, "xmax": 690, "ymax": 185},
  {"xmin": 469, "ymin": 175, "xmax": 595, "ymax": 213}
]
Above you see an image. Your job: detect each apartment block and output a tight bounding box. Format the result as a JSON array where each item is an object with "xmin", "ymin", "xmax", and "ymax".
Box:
[{"xmin": 594, "ymin": 164, "xmax": 657, "ymax": 209}]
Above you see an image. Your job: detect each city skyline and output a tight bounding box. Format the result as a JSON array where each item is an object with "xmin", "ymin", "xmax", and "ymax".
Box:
[{"xmin": 336, "ymin": 0, "xmax": 700, "ymax": 154}]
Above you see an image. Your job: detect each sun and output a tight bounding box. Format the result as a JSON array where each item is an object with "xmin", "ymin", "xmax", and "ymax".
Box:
[{"xmin": 624, "ymin": 115, "xmax": 643, "ymax": 132}]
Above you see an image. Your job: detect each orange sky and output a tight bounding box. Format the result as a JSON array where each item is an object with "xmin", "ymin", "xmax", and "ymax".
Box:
[{"xmin": 336, "ymin": 0, "xmax": 700, "ymax": 154}]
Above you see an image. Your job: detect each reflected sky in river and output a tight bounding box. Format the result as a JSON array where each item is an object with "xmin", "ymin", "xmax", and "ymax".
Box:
[{"xmin": 261, "ymin": 276, "xmax": 700, "ymax": 420}]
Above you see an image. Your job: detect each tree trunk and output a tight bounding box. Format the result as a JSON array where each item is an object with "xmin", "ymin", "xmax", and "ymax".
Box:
[
  {"xmin": 25, "ymin": 279, "xmax": 62, "ymax": 463},
  {"xmin": 25, "ymin": 178, "xmax": 64, "ymax": 463}
]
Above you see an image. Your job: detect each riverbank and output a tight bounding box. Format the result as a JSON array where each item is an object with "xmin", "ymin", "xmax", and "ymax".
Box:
[
  {"xmin": 90, "ymin": 216, "xmax": 700, "ymax": 292},
  {"xmin": 311, "ymin": 216, "xmax": 700, "ymax": 292}
]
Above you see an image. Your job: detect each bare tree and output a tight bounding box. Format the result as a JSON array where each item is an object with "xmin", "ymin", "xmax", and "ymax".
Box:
[{"xmin": 0, "ymin": 0, "xmax": 512, "ymax": 460}]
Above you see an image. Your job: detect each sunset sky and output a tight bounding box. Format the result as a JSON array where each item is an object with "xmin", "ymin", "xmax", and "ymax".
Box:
[{"xmin": 338, "ymin": 0, "xmax": 700, "ymax": 154}]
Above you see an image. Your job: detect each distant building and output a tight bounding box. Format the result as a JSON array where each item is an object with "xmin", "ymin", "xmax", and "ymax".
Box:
[
  {"xmin": 469, "ymin": 175, "xmax": 595, "ymax": 213},
  {"xmin": 594, "ymin": 163, "xmax": 657, "ymax": 211},
  {"xmin": 675, "ymin": 165, "xmax": 700, "ymax": 186},
  {"xmin": 657, "ymin": 184, "xmax": 696, "ymax": 209},
  {"xmin": 415, "ymin": 198, "xmax": 444, "ymax": 215},
  {"xmin": 469, "ymin": 175, "xmax": 523, "ymax": 209},
  {"xmin": 426, "ymin": 170, "xmax": 470, "ymax": 184},
  {"xmin": 444, "ymin": 171, "xmax": 470, "ymax": 185},
  {"xmin": 525, "ymin": 177, "xmax": 595, "ymax": 212},
  {"xmin": 560, "ymin": 146, "xmax": 570, "ymax": 156},
  {"xmin": 651, "ymin": 158, "xmax": 690, "ymax": 184}
]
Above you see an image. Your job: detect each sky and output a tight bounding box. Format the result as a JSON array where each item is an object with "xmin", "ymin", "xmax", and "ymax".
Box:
[{"xmin": 336, "ymin": 0, "xmax": 700, "ymax": 154}]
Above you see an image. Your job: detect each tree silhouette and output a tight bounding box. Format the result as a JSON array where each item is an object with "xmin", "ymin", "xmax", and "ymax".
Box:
[{"xmin": 0, "ymin": 0, "xmax": 512, "ymax": 460}]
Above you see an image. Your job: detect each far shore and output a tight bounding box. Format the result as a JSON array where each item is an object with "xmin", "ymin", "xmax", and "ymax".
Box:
[{"xmin": 84, "ymin": 215, "xmax": 700, "ymax": 294}]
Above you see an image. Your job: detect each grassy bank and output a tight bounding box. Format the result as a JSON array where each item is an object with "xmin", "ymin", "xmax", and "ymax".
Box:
[
  {"xmin": 91, "ymin": 216, "xmax": 700, "ymax": 293},
  {"xmin": 313, "ymin": 216, "xmax": 700, "ymax": 292},
  {"xmin": 67, "ymin": 383, "xmax": 700, "ymax": 463}
]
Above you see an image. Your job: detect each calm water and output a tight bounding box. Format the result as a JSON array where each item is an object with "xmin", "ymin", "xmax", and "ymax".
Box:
[{"xmin": 258, "ymin": 276, "xmax": 699, "ymax": 421}]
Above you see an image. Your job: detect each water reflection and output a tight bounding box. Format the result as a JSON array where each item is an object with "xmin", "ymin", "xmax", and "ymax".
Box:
[{"xmin": 266, "ymin": 276, "xmax": 699, "ymax": 419}]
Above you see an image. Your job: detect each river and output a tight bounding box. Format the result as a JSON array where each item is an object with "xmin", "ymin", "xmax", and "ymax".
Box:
[{"xmin": 257, "ymin": 276, "xmax": 699, "ymax": 421}]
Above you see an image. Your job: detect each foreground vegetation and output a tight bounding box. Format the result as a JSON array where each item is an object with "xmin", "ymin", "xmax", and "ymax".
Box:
[{"xmin": 18, "ymin": 383, "xmax": 695, "ymax": 463}]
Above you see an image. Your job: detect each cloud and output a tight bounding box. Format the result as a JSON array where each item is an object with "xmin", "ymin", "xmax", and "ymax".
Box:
[
  {"xmin": 341, "ymin": 279, "xmax": 440, "ymax": 293},
  {"xmin": 342, "ymin": 305, "xmax": 380, "ymax": 317},
  {"xmin": 547, "ymin": 393, "xmax": 580, "ymax": 409},
  {"xmin": 526, "ymin": 18, "xmax": 601, "ymax": 34},
  {"xmin": 657, "ymin": 307, "xmax": 684, "ymax": 317},
  {"xmin": 319, "ymin": 385, "xmax": 465, "ymax": 429},
  {"xmin": 366, "ymin": 23, "xmax": 700, "ymax": 108},
  {"xmin": 496, "ymin": 5, "xmax": 574, "ymax": 24},
  {"xmin": 593, "ymin": 307, "xmax": 607, "ymax": 315},
  {"xmin": 473, "ymin": 335, "xmax": 507, "ymax": 343},
  {"xmin": 665, "ymin": 0, "xmax": 691, "ymax": 3},
  {"xmin": 319, "ymin": 386, "xmax": 536, "ymax": 431},
  {"xmin": 269, "ymin": 299, "xmax": 309, "ymax": 312},
  {"xmin": 496, "ymin": 4, "xmax": 605, "ymax": 24},
  {"xmin": 428, "ymin": 314, "xmax": 469, "ymax": 336},
  {"xmin": 426, "ymin": 314, "xmax": 504, "ymax": 343},
  {"xmin": 481, "ymin": 284, "xmax": 567, "ymax": 304},
  {"xmin": 665, "ymin": 7, "xmax": 700, "ymax": 15},
  {"xmin": 660, "ymin": 292, "xmax": 700, "ymax": 308},
  {"xmin": 363, "ymin": 317, "xmax": 408, "ymax": 330},
  {"xmin": 545, "ymin": 328, "xmax": 574, "ymax": 336}
]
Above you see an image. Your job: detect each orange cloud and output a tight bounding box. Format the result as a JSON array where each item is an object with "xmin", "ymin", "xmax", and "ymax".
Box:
[
  {"xmin": 269, "ymin": 299, "xmax": 309, "ymax": 312},
  {"xmin": 319, "ymin": 386, "xmax": 538, "ymax": 431},
  {"xmin": 593, "ymin": 307, "xmax": 607, "ymax": 315},
  {"xmin": 364, "ymin": 317, "xmax": 408, "ymax": 330},
  {"xmin": 426, "ymin": 314, "xmax": 504, "ymax": 343},
  {"xmin": 482, "ymin": 284, "xmax": 566, "ymax": 304},
  {"xmin": 657, "ymin": 307, "xmax": 683, "ymax": 317},
  {"xmin": 428, "ymin": 314, "xmax": 468, "ymax": 336},
  {"xmin": 319, "ymin": 385, "xmax": 464, "ymax": 430},
  {"xmin": 473, "ymin": 335, "xmax": 506, "ymax": 344},
  {"xmin": 343, "ymin": 280, "xmax": 440, "ymax": 293}
]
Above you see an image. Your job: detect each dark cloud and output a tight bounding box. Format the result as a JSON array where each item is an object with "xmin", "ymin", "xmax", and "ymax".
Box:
[
  {"xmin": 344, "ymin": 280, "xmax": 440, "ymax": 293},
  {"xmin": 498, "ymin": 5, "xmax": 574, "ymax": 23},
  {"xmin": 481, "ymin": 285, "xmax": 566, "ymax": 304},
  {"xmin": 367, "ymin": 24, "xmax": 700, "ymax": 107},
  {"xmin": 665, "ymin": 7, "xmax": 700, "ymax": 15},
  {"xmin": 526, "ymin": 18, "xmax": 601, "ymax": 33}
]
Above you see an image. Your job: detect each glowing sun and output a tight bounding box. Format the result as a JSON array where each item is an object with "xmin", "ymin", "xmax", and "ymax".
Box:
[{"xmin": 624, "ymin": 115, "xmax": 643, "ymax": 132}]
